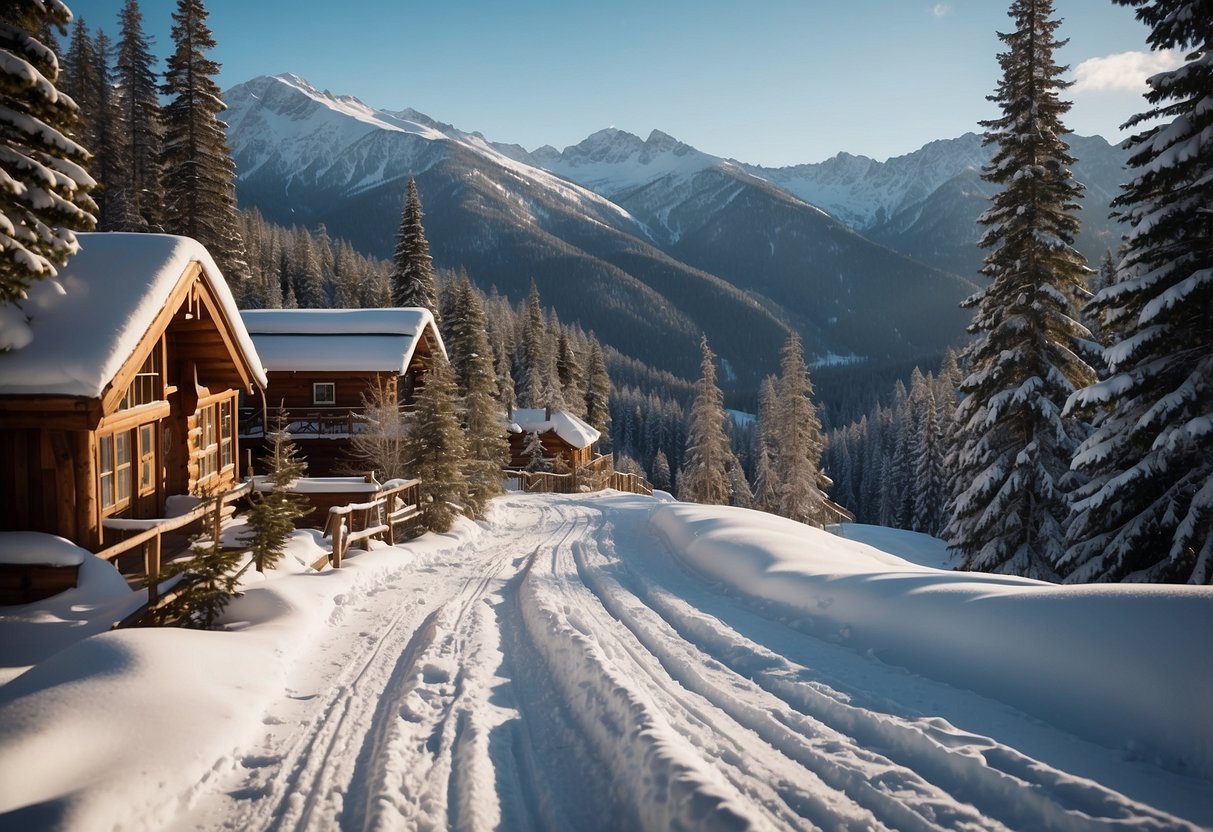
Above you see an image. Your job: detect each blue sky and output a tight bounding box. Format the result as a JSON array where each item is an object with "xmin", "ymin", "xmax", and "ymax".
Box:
[{"xmin": 63, "ymin": 0, "xmax": 1167, "ymax": 166}]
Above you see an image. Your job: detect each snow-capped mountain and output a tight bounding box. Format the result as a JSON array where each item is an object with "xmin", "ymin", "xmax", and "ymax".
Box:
[
  {"xmin": 747, "ymin": 133, "xmax": 1130, "ymax": 278},
  {"xmin": 225, "ymin": 74, "xmax": 981, "ymax": 388}
]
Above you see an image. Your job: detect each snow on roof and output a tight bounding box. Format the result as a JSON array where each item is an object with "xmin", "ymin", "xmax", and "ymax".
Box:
[
  {"xmin": 240, "ymin": 308, "xmax": 446, "ymax": 374},
  {"xmin": 0, "ymin": 233, "xmax": 266, "ymax": 398},
  {"xmin": 510, "ymin": 407, "xmax": 600, "ymax": 448}
]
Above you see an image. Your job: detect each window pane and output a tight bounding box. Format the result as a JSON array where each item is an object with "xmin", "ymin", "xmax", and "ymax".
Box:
[
  {"xmin": 115, "ymin": 432, "xmax": 130, "ymax": 465},
  {"xmin": 100, "ymin": 473, "xmax": 113, "ymax": 508},
  {"xmin": 117, "ymin": 465, "xmax": 130, "ymax": 501},
  {"xmin": 100, "ymin": 435, "xmax": 112, "ymax": 472}
]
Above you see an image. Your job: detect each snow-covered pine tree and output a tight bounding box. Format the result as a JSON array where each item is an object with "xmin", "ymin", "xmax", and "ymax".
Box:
[
  {"xmin": 911, "ymin": 381, "xmax": 947, "ymax": 535},
  {"xmin": 945, "ymin": 0, "xmax": 1095, "ymax": 580},
  {"xmin": 290, "ymin": 225, "xmax": 326, "ymax": 308},
  {"xmin": 157, "ymin": 486, "xmax": 242, "ymax": 629},
  {"xmin": 583, "ymin": 338, "xmax": 611, "ymax": 447},
  {"xmin": 1063, "ymin": 0, "xmax": 1212, "ymax": 584},
  {"xmin": 405, "ymin": 352, "xmax": 467, "ymax": 533},
  {"xmin": 773, "ymin": 333, "xmax": 828, "ymax": 527},
  {"xmin": 161, "ymin": 0, "xmax": 248, "ymax": 284},
  {"xmin": 389, "ymin": 175, "xmax": 438, "ymax": 317},
  {"xmin": 0, "ymin": 0, "xmax": 96, "ymax": 306},
  {"xmin": 650, "ymin": 448, "xmax": 672, "ymax": 492},
  {"xmin": 243, "ymin": 411, "xmax": 308, "ymax": 572},
  {"xmin": 680, "ymin": 336, "xmax": 741, "ymax": 506},
  {"xmin": 454, "ymin": 276, "xmax": 509, "ymax": 519},
  {"xmin": 114, "ymin": 0, "xmax": 162, "ymax": 231},
  {"xmin": 516, "ymin": 281, "xmax": 546, "ymax": 407},
  {"xmin": 557, "ymin": 331, "xmax": 585, "ymax": 415},
  {"xmin": 751, "ymin": 375, "xmax": 780, "ymax": 513},
  {"xmin": 523, "ymin": 430, "xmax": 548, "ymax": 473}
]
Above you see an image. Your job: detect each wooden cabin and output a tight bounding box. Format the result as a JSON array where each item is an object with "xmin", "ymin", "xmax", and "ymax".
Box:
[
  {"xmin": 507, "ymin": 407, "xmax": 601, "ymax": 471},
  {"xmin": 0, "ymin": 233, "xmax": 266, "ymax": 551},
  {"xmin": 239, "ymin": 308, "xmax": 445, "ymax": 475}
]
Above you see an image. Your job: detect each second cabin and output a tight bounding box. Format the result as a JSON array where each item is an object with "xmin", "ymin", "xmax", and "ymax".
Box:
[{"xmin": 239, "ymin": 308, "xmax": 446, "ymax": 475}]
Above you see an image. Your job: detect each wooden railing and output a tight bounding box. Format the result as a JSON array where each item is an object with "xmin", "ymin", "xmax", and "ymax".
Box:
[
  {"xmin": 98, "ymin": 480, "xmax": 253, "ymax": 608},
  {"xmin": 240, "ymin": 406, "xmax": 359, "ymax": 438},
  {"xmin": 317, "ymin": 479, "xmax": 422, "ymax": 569},
  {"xmin": 510, "ymin": 457, "xmax": 654, "ymax": 497}
]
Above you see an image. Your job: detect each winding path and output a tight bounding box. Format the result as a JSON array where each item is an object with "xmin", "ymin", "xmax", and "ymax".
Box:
[{"xmin": 181, "ymin": 493, "xmax": 1201, "ymax": 831}]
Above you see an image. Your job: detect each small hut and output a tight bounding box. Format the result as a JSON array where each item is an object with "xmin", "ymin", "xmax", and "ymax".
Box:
[
  {"xmin": 0, "ymin": 233, "xmax": 266, "ymax": 550},
  {"xmin": 239, "ymin": 308, "xmax": 445, "ymax": 475},
  {"xmin": 507, "ymin": 407, "xmax": 601, "ymax": 471}
]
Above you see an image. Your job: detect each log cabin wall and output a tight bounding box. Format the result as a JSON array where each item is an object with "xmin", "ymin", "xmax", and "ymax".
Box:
[
  {"xmin": 260, "ymin": 370, "xmax": 397, "ymax": 412},
  {"xmin": 0, "ymin": 428, "xmax": 78, "ymax": 541},
  {"xmin": 507, "ymin": 431, "xmax": 588, "ymax": 470}
]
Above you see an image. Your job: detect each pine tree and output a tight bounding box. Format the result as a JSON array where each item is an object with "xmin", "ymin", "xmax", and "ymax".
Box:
[
  {"xmin": 945, "ymin": 0, "xmax": 1095, "ymax": 579},
  {"xmin": 290, "ymin": 225, "xmax": 326, "ymax": 307},
  {"xmin": 680, "ymin": 336, "xmax": 741, "ymax": 506},
  {"xmin": 87, "ymin": 28, "xmax": 123, "ymax": 230},
  {"xmin": 516, "ymin": 281, "xmax": 546, "ymax": 407},
  {"xmin": 243, "ymin": 411, "xmax": 309, "ymax": 572},
  {"xmin": 1063, "ymin": 0, "xmax": 1212, "ymax": 584},
  {"xmin": 0, "ymin": 0, "xmax": 96, "ymax": 304},
  {"xmin": 389, "ymin": 175, "xmax": 437, "ymax": 315},
  {"xmin": 60, "ymin": 16, "xmax": 98, "ymax": 148},
  {"xmin": 911, "ymin": 382, "xmax": 947, "ymax": 535},
  {"xmin": 584, "ymin": 338, "xmax": 611, "ymax": 447},
  {"xmin": 650, "ymin": 448, "xmax": 672, "ymax": 492},
  {"xmin": 751, "ymin": 375, "xmax": 781, "ymax": 512},
  {"xmin": 455, "ymin": 277, "xmax": 510, "ymax": 518},
  {"xmin": 772, "ymin": 334, "xmax": 828, "ymax": 527},
  {"xmin": 158, "ymin": 488, "xmax": 242, "ymax": 629},
  {"xmin": 406, "ymin": 352, "xmax": 467, "ymax": 533},
  {"xmin": 523, "ymin": 430, "xmax": 549, "ymax": 473},
  {"xmin": 114, "ymin": 0, "xmax": 163, "ymax": 231},
  {"xmin": 161, "ymin": 0, "xmax": 249, "ymax": 283}
]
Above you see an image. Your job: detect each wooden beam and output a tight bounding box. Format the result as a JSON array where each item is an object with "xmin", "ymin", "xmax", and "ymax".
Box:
[{"xmin": 74, "ymin": 431, "xmax": 98, "ymax": 550}]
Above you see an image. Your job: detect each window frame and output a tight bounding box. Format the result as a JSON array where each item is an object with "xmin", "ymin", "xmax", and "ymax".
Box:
[{"xmin": 313, "ymin": 382, "xmax": 336, "ymax": 406}]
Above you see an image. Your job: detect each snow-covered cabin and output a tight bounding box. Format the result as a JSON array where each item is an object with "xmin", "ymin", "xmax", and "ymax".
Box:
[
  {"xmin": 0, "ymin": 234, "xmax": 266, "ymax": 550},
  {"xmin": 507, "ymin": 407, "xmax": 601, "ymax": 470},
  {"xmin": 239, "ymin": 308, "xmax": 445, "ymax": 474}
]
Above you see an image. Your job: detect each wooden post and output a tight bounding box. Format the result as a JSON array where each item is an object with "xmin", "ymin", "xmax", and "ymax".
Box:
[
  {"xmin": 385, "ymin": 493, "xmax": 396, "ymax": 546},
  {"xmin": 145, "ymin": 534, "xmax": 161, "ymax": 604}
]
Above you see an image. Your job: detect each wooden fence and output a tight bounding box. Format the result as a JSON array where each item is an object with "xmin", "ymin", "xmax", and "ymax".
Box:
[
  {"xmin": 316, "ymin": 478, "xmax": 422, "ymax": 569},
  {"xmin": 98, "ymin": 480, "xmax": 253, "ymax": 608},
  {"xmin": 511, "ymin": 455, "xmax": 653, "ymax": 497}
]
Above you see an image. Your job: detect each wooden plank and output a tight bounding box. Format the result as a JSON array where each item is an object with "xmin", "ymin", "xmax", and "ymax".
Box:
[{"xmin": 95, "ymin": 400, "xmax": 171, "ymax": 434}]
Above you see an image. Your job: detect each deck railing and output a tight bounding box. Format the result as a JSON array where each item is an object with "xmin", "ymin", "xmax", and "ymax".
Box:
[
  {"xmin": 98, "ymin": 479, "xmax": 253, "ymax": 609},
  {"xmin": 317, "ymin": 478, "xmax": 422, "ymax": 569}
]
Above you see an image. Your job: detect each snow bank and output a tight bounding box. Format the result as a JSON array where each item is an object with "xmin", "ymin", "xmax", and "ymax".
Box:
[
  {"xmin": 652, "ymin": 504, "xmax": 1213, "ymax": 778},
  {"xmin": 0, "ymin": 539, "xmax": 140, "ymax": 687},
  {"xmin": 0, "ymin": 521, "xmax": 479, "ymax": 828}
]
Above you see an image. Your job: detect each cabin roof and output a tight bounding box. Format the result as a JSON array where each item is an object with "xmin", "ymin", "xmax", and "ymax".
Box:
[
  {"xmin": 510, "ymin": 408, "xmax": 600, "ymax": 448},
  {"xmin": 0, "ymin": 233, "xmax": 266, "ymax": 398},
  {"xmin": 241, "ymin": 308, "xmax": 446, "ymax": 374}
]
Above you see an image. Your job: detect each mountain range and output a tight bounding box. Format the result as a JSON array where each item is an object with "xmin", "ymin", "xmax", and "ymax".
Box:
[{"xmin": 224, "ymin": 73, "xmax": 1130, "ymax": 392}]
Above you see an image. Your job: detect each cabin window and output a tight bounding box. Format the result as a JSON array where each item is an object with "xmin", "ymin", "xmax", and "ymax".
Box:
[
  {"xmin": 120, "ymin": 349, "xmax": 163, "ymax": 410},
  {"xmin": 99, "ymin": 431, "xmax": 133, "ymax": 512},
  {"xmin": 138, "ymin": 423, "xmax": 156, "ymax": 496},
  {"xmin": 198, "ymin": 406, "xmax": 218, "ymax": 481},
  {"xmin": 219, "ymin": 399, "xmax": 234, "ymax": 470},
  {"xmin": 313, "ymin": 382, "xmax": 336, "ymax": 405}
]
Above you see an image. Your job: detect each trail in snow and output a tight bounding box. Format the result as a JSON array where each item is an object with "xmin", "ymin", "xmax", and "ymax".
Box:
[{"xmin": 178, "ymin": 493, "xmax": 1205, "ymax": 832}]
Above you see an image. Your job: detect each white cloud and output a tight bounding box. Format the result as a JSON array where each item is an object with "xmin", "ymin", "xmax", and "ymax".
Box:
[
  {"xmin": 1072, "ymin": 50, "xmax": 1185, "ymax": 93},
  {"xmin": 932, "ymin": 3, "xmax": 952, "ymax": 17}
]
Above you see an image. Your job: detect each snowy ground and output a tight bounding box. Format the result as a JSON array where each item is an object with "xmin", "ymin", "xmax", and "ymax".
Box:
[{"xmin": 0, "ymin": 491, "xmax": 1210, "ymax": 831}]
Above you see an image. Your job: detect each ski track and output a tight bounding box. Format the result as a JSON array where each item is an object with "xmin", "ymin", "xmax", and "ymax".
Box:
[{"xmin": 179, "ymin": 493, "xmax": 1203, "ymax": 832}]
